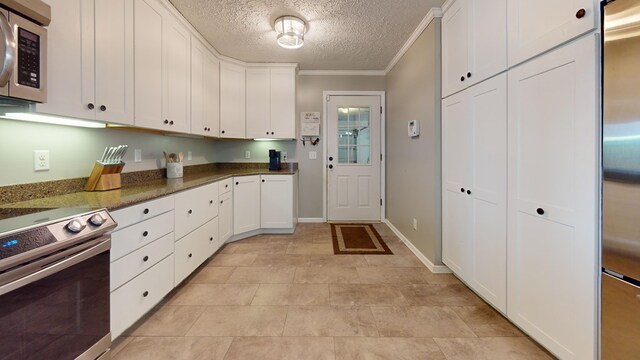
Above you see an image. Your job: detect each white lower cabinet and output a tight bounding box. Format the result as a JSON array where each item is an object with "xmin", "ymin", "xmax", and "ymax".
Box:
[
  {"xmin": 219, "ymin": 187, "xmax": 233, "ymax": 242},
  {"xmin": 174, "ymin": 182, "xmax": 218, "ymax": 239},
  {"xmin": 233, "ymin": 176, "xmax": 261, "ymax": 234},
  {"xmin": 175, "ymin": 218, "xmax": 219, "ymax": 285},
  {"xmin": 111, "ymin": 254, "xmax": 174, "ymax": 339},
  {"xmin": 260, "ymin": 175, "xmax": 294, "ymax": 229},
  {"xmin": 110, "ymin": 210, "xmax": 174, "ymax": 261},
  {"xmin": 507, "ymin": 35, "xmax": 598, "ymax": 360}
]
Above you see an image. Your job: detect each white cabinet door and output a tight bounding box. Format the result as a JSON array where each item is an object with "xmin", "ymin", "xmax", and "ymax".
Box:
[
  {"xmin": 174, "ymin": 219, "xmax": 217, "ymax": 285},
  {"xmin": 94, "ymin": 0, "xmax": 134, "ymax": 124},
  {"xmin": 36, "ymin": 0, "xmax": 94, "ymax": 120},
  {"xmin": 469, "ymin": 74, "xmax": 507, "ymax": 313},
  {"xmin": 191, "ymin": 37, "xmax": 220, "ymax": 137},
  {"xmin": 174, "ymin": 183, "xmax": 218, "ymax": 240},
  {"xmin": 269, "ymin": 68, "xmax": 296, "ymax": 139},
  {"xmin": 467, "ymin": 0, "xmax": 506, "ymax": 88},
  {"xmin": 163, "ymin": 17, "xmax": 190, "ymax": 133},
  {"xmin": 220, "ymin": 62, "xmax": 246, "ymax": 138},
  {"xmin": 245, "ymin": 68, "xmax": 271, "ymax": 138},
  {"xmin": 442, "ymin": 0, "xmax": 469, "ymax": 98},
  {"xmin": 507, "ymin": 0, "xmax": 597, "ymax": 66},
  {"xmin": 507, "ymin": 35, "xmax": 598, "ymax": 360},
  {"xmin": 219, "ymin": 190, "xmax": 233, "ymax": 243},
  {"xmin": 261, "ymin": 175, "xmax": 293, "ymax": 229},
  {"xmin": 134, "ymin": 0, "xmax": 164, "ymax": 129},
  {"xmin": 441, "ymin": 89, "xmax": 473, "ymax": 279},
  {"xmin": 233, "ymin": 176, "xmax": 260, "ymax": 234}
]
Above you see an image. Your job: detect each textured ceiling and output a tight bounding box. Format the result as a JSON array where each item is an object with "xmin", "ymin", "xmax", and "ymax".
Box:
[{"xmin": 168, "ymin": 0, "xmax": 444, "ymax": 71}]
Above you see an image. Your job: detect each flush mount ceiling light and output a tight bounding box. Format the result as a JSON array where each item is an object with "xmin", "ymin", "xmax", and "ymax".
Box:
[{"xmin": 274, "ymin": 15, "xmax": 306, "ymax": 49}]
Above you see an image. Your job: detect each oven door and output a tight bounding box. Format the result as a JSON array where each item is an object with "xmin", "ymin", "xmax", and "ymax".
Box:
[{"xmin": 0, "ymin": 239, "xmax": 110, "ymax": 360}]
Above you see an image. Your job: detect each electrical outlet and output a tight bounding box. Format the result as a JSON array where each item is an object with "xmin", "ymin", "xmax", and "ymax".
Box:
[
  {"xmin": 34, "ymin": 150, "xmax": 50, "ymax": 171},
  {"xmin": 282, "ymin": 152, "xmax": 288, "ymax": 161},
  {"xmin": 412, "ymin": 218, "xmax": 418, "ymax": 231},
  {"xmin": 245, "ymin": 150, "xmax": 251, "ymax": 159},
  {"xmin": 134, "ymin": 149, "xmax": 142, "ymax": 162},
  {"xmin": 187, "ymin": 151, "xmax": 192, "ymax": 161},
  {"xmin": 309, "ymin": 151, "xmax": 317, "ymax": 160}
]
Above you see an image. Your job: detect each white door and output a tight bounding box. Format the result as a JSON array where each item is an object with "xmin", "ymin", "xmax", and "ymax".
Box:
[
  {"xmin": 220, "ymin": 62, "xmax": 246, "ymax": 138},
  {"xmin": 162, "ymin": 17, "xmax": 190, "ymax": 133},
  {"xmin": 261, "ymin": 175, "xmax": 293, "ymax": 228},
  {"xmin": 270, "ymin": 68, "xmax": 296, "ymax": 139},
  {"xmin": 245, "ymin": 68, "xmax": 271, "ymax": 138},
  {"xmin": 233, "ymin": 176, "xmax": 260, "ymax": 234},
  {"xmin": 441, "ymin": 0, "xmax": 469, "ymax": 98},
  {"xmin": 327, "ymin": 95, "xmax": 381, "ymax": 221}
]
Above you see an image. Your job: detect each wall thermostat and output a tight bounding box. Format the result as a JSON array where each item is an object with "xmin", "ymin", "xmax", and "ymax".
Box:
[{"xmin": 408, "ymin": 120, "xmax": 420, "ymax": 137}]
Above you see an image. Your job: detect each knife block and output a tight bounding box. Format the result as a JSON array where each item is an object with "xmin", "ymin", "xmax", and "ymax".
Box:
[{"xmin": 84, "ymin": 162, "xmax": 125, "ymax": 191}]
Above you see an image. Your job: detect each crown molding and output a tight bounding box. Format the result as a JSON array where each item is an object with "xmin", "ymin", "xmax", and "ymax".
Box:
[
  {"xmin": 298, "ymin": 70, "xmax": 386, "ymax": 76},
  {"xmin": 383, "ymin": 7, "xmax": 443, "ymax": 75}
]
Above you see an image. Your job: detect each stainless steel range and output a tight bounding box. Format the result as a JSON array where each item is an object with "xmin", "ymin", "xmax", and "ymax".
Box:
[{"xmin": 0, "ymin": 208, "xmax": 116, "ymax": 360}]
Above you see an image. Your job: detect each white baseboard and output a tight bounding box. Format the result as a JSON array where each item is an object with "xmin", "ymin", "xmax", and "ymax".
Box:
[
  {"xmin": 384, "ymin": 219, "xmax": 451, "ymax": 274},
  {"xmin": 298, "ymin": 217, "xmax": 324, "ymax": 223}
]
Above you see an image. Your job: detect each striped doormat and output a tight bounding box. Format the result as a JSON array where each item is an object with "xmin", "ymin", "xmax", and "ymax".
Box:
[{"xmin": 331, "ymin": 224, "xmax": 393, "ymax": 255}]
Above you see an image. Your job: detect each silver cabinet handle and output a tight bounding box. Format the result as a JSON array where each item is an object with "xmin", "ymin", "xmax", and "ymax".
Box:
[{"xmin": 0, "ymin": 12, "xmax": 16, "ymax": 87}]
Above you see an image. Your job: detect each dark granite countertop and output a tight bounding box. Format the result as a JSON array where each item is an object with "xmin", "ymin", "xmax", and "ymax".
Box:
[{"xmin": 0, "ymin": 165, "xmax": 297, "ymax": 220}]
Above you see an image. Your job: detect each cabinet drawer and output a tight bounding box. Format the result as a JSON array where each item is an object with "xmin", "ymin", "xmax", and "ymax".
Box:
[
  {"xmin": 174, "ymin": 218, "xmax": 218, "ymax": 285},
  {"xmin": 175, "ymin": 182, "xmax": 218, "ymax": 239},
  {"xmin": 111, "ymin": 196, "xmax": 174, "ymax": 230},
  {"xmin": 111, "ymin": 211, "xmax": 174, "ymax": 261},
  {"xmin": 110, "ymin": 232, "xmax": 174, "ymax": 291},
  {"xmin": 219, "ymin": 178, "xmax": 232, "ymax": 195},
  {"xmin": 110, "ymin": 254, "xmax": 174, "ymax": 339}
]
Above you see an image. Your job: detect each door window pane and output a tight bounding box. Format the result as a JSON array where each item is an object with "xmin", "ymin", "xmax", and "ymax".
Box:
[{"xmin": 336, "ymin": 106, "xmax": 371, "ymax": 165}]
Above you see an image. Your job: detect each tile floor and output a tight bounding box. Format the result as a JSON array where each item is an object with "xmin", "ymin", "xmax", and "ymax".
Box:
[{"xmin": 111, "ymin": 223, "xmax": 554, "ymax": 359}]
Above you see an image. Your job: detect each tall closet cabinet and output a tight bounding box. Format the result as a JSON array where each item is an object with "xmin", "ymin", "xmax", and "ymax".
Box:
[{"xmin": 441, "ymin": 0, "xmax": 599, "ymax": 359}]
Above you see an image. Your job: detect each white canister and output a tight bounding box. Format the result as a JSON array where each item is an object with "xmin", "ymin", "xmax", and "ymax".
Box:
[{"xmin": 166, "ymin": 162, "xmax": 183, "ymax": 179}]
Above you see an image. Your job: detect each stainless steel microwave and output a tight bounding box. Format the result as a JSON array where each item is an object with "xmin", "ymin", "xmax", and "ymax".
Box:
[{"xmin": 0, "ymin": 0, "xmax": 49, "ymax": 103}]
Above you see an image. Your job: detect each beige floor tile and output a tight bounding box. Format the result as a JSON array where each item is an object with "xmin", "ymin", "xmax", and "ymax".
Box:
[
  {"xmin": 128, "ymin": 305, "xmax": 205, "ymax": 336},
  {"xmin": 232, "ymin": 242, "xmax": 289, "ymax": 254},
  {"xmin": 169, "ymin": 284, "xmax": 258, "ymax": 305},
  {"xmin": 371, "ymin": 306, "xmax": 476, "ymax": 338},
  {"xmin": 330, "ymin": 284, "xmax": 408, "ymax": 306},
  {"xmin": 207, "ymin": 253, "xmax": 257, "ymax": 266},
  {"xmin": 225, "ymin": 337, "xmax": 335, "ymax": 360},
  {"xmin": 111, "ymin": 337, "xmax": 233, "ymax": 360},
  {"xmin": 308, "ymin": 255, "xmax": 369, "ymax": 267},
  {"xmin": 394, "ymin": 284, "xmax": 485, "ymax": 306},
  {"xmin": 371, "ymin": 223, "xmax": 396, "ymax": 236},
  {"xmin": 364, "ymin": 255, "xmax": 425, "ymax": 267},
  {"xmin": 218, "ymin": 243, "xmax": 238, "ymax": 254},
  {"xmin": 433, "ymin": 337, "xmax": 554, "ymax": 359},
  {"xmin": 252, "ymin": 254, "xmax": 310, "ymax": 267},
  {"xmin": 286, "ymin": 242, "xmax": 334, "ymax": 254},
  {"xmin": 110, "ymin": 337, "xmax": 134, "ymax": 358},
  {"xmin": 186, "ymin": 306, "xmax": 288, "ymax": 336},
  {"xmin": 384, "ymin": 241, "xmax": 415, "ymax": 255},
  {"xmin": 226, "ymin": 266, "xmax": 296, "ymax": 283},
  {"xmin": 283, "ymin": 306, "xmax": 379, "ymax": 337},
  {"xmin": 252, "ymin": 284, "xmax": 330, "ymax": 305},
  {"xmin": 335, "ymin": 337, "xmax": 446, "ymax": 360},
  {"xmin": 451, "ymin": 306, "xmax": 524, "ymax": 337},
  {"xmin": 423, "ymin": 273, "xmax": 463, "ymax": 285},
  {"xmin": 357, "ymin": 267, "xmax": 431, "ymax": 284},
  {"xmin": 294, "ymin": 267, "xmax": 361, "ymax": 284},
  {"xmin": 190, "ymin": 266, "xmax": 235, "ymax": 283}
]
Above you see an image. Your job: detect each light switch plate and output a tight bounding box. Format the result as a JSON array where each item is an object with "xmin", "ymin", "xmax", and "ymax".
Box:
[
  {"xmin": 187, "ymin": 151, "xmax": 192, "ymax": 161},
  {"xmin": 34, "ymin": 150, "xmax": 50, "ymax": 171},
  {"xmin": 309, "ymin": 151, "xmax": 317, "ymax": 160},
  {"xmin": 134, "ymin": 149, "xmax": 142, "ymax": 162},
  {"xmin": 245, "ymin": 150, "xmax": 250, "ymax": 159}
]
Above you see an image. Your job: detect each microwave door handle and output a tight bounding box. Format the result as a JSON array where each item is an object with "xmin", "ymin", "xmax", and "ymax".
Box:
[{"xmin": 0, "ymin": 12, "xmax": 15, "ymax": 87}]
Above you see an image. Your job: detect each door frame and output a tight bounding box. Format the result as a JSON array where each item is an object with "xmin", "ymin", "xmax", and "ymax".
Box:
[{"xmin": 322, "ymin": 91, "xmax": 386, "ymax": 222}]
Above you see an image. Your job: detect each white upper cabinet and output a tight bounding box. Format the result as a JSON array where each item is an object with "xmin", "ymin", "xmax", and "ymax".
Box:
[
  {"xmin": 507, "ymin": 0, "xmax": 597, "ymax": 66},
  {"xmin": 190, "ymin": 37, "xmax": 219, "ymax": 137},
  {"xmin": 507, "ymin": 35, "xmax": 598, "ymax": 360},
  {"xmin": 245, "ymin": 67, "xmax": 296, "ymax": 139},
  {"xmin": 245, "ymin": 68, "xmax": 271, "ymax": 138},
  {"xmin": 220, "ymin": 62, "xmax": 246, "ymax": 138},
  {"xmin": 442, "ymin": 0, "xmax": 506, "ymax": 98},
  {"xmin": 37, "ymin": 0, "xmax": 134, "ymax": 124},
  {"xmin": 162, "ymin": 17, "xmax": 190, "ymax": 133}
]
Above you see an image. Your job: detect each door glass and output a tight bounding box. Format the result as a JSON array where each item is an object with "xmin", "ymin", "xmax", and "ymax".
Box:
[{"xmin": 337, "ymin": 106, "xmax": 371, "ymax": 164}]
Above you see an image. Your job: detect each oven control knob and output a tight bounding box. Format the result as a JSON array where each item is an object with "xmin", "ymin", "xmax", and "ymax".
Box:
[
  {"xmin": 67, "ymin": 218, "xmax": 86, "ymax": 233},
  {"xmin": 89, "ymin": 213, "xmax": 106, "ymax": 226}
]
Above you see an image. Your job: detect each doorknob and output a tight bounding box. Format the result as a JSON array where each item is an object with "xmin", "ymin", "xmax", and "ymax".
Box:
[{"xmin": 329, "ymin": 164, "xmax": 334, "ymax": 169}]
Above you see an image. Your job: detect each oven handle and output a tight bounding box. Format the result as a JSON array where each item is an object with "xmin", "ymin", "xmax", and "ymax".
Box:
[
  {"xmin": 0, "ymin": 237, "xmax": 110, "ymax": 296},
  {"xmin": 0, "ymin": 11, "xmax": 15, "ymax": 87}
]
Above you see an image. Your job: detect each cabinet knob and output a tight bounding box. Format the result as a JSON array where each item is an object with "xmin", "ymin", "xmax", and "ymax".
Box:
[
  {"xmin": 271, "ymin": 132, "xmax": 274, "ymax": 135},
  {"xmin": 143, "ymin": 291, "xmax": 149, "ymax": 297},
  {"xmin": 188, "ymin": 209, "xmax": 193, "ymax": 214},
  {"xmin": 329, "ymin": 156, "xmax": 333, "ymax": 161},
  {"xmin": 210, "ymin": 200, "xmax": 213, "ymax": 204},
  {"xmin": 170, "ymin": 120, "xmax": 174, "ymax": 125},
  {"xmin": 536, "ymin": 208, "xmax": 545, "ymax": 215},
  {"xmin": 220, "ymin": 200, "xmax": 223, "ymax": 204},
  {"xmin": 329, "ymin": 164, "xmax": 334, "ymax": 169},
  {"xmin": 204, "ymin": 127, "xmax": 208, "ymax": 131},
  {"xmin": 143, "ymin": 255, "xmax": 149, "ymax": 262},
  {"xmin": 210, "ymin": 237, "xmax": 213, "ymax": 241},
  {"xmin": 221, "ymin": 130, "xmax": 226, "ymax": 134},
  {"xmin": 225, "ymin": 184, "xmax": 229, "ymax": 188},
  {"xmin": 576, "ymin": 8, "xmax": 586, "ymax": 19},
  {"xmin": 142, "ymin": 231, "xmax": 148, "ymax": 237},
  {"xmin": 100, "ymin": 105, "xmax": 107, "ymax": 111},
  {"xmin": 236, "ymin": 181, "xmax": 239, "ymax": 185},
  {"xmin": 262, "ymin": 179, "xmax": 265, "ymax": 182},
  {"xmin": 266, "ymin": 131, "xmax": 269, "ymax": 135},
  {"xmin": 188, "ymin": 253, "xmax": 193, "ymax": 258},
  {"xmin": 164, "ymin": 119, "xmax": 169, "ymax": 124},
  {"xmin": 467, "ymin": 190, "xmax": 471, "ymax": 195},
  {"xmin": 467, "ymin": 72, "xmax": 472, "ymax": 78},
  {"xmin": 460, "ymin": 188, "xmax": 465, "ymax": 193},
  {"xmin": 460, "ymin": 76, "xmax": 465, "ymax": 82},
  {"xmin": 143, "ymin": 208, "xmax": 149, "ymax": 214},
  {"xmin": 87, "ymin": 103, "xmax": 95, "ymax": 110}
]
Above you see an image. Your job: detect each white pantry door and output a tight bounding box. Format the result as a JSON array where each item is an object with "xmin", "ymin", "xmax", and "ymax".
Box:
[{"xmin": 327, "ymin": 95, "xmax": 382, "ymax": 221}]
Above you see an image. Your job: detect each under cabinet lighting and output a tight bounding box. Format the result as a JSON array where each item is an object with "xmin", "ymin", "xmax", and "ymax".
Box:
[{"xmin": 0, "ymin": 113, "xmax": 106, "ymax": 128}]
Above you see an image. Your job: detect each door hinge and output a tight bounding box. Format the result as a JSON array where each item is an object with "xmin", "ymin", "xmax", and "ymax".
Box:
[
  {"xmin": 380, "ymin": 153, "xmax": 382, "ymax": 161},
  {"xmin": 380, "ymin": 198, "xmax": 383, "ymax": 206},
  {"xmin": 326, "ymin": 95, "xmax": 330, "ymax": 101},
  {"xmin": 380, "ymin": 106, "xmax": 382, "ymax": 114}
]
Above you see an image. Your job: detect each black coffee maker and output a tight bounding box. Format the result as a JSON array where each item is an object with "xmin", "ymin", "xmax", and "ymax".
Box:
[{"xmin": 269, "ymin": 149, "xmax": 281, "ymax": 170}]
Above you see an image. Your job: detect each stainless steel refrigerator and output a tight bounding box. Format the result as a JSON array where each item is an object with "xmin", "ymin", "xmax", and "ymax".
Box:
[{"xmin": 602, "ymin": 0, "xmax": 640, "ymax": 358}]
